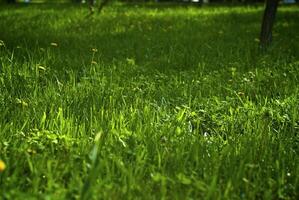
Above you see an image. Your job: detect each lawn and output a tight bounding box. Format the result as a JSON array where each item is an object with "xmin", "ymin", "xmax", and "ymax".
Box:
[{"xmin": 0, "ymin": 2, "xmax": 298, "ymax": 199}]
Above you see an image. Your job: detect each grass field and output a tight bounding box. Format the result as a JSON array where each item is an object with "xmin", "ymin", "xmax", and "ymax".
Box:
[{"xmin": 0, "ymin": 2, "xmax": 298, "ymax": 199}]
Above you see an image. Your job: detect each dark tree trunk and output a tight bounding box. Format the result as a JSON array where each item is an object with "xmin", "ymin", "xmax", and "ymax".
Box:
[{"xmin": 259, "ymin": 0, "xmax": 279, "ymax": 48}]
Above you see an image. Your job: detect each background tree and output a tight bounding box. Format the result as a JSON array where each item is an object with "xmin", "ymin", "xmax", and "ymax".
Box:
[{"xmin": 260, "ymin": 0, "xmax": 279, "ymax": 48}]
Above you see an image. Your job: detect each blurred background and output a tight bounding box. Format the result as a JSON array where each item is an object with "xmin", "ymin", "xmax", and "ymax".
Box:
[{"xmin": 1, "ymin": 0, "xmax": 297, "ymax": 5}]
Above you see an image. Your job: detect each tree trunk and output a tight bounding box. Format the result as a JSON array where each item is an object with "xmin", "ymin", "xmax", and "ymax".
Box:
[{"xmin": 259, "ymin": 0, "xmax": 279, "ymax": 48}]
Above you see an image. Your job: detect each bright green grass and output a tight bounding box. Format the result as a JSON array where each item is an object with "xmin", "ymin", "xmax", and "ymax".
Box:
[{"xmin": 0, "ymin": 3, "xmax": 298, "ymax": 199}]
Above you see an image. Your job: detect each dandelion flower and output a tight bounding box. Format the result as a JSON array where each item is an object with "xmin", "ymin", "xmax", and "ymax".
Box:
[{"xmin": 0, "ymin": 160, "xmax": 6, "ymax": 172}]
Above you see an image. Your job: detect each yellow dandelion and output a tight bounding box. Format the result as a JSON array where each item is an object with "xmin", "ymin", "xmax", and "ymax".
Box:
[{"xmin": 0, "ymin": 160, "xmax": 6, "ymax": 172}]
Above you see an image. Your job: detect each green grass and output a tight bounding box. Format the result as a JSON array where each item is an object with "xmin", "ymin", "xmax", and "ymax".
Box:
[{"xmin": 0, "ymin": 2, "xmax": 298, "ymax": 199}]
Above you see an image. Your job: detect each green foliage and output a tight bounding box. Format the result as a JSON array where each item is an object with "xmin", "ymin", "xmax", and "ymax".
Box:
[{"xmin": 0, "ymin": 3, "xmax": 298, "ymax": 199}]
